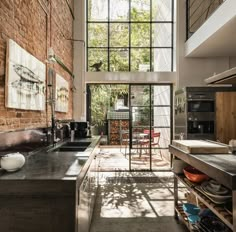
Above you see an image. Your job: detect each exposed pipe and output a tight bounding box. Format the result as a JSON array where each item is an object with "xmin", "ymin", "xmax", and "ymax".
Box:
[
  {"xmin": 65, "ymin": 0, "xmax": 75, "ymax": 20},
  {"xmin": 47, "ymin": 67, "xmax": 56, "ymax": 145},
  {"xmin": 47, "ymin": 47, "xmax": 74, "ymax": 78}
]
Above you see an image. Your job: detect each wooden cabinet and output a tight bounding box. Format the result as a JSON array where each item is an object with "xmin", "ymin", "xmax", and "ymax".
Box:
[
  {"xmin": 0, "ymin": 139, "xmax": 101, "ymax": 232},
  {"xmin": 216, "ymin": 92, "xmax": 236, "ymax": 144}
]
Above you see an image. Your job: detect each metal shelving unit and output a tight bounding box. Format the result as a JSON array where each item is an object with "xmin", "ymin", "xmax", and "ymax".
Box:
[
  {"xmin": 174, "ymin": 174, "xmax": 233, "ymax": 231},
  {"xmin": 175, "ymin": 204, "xmax": 199, "ymax": 232}
]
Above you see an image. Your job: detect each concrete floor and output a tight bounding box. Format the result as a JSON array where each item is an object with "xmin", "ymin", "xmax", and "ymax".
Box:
[
  {"xmin": 98, "ymin": 147, "xmax": 171, "ymax": 171},
  {"xmin": 90, "ymin": 150, "xmax": 188, "ymax": 232}
]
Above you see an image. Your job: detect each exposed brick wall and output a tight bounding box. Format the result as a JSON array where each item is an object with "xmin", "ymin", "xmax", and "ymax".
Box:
[{"xmin": 0, "ymin": 0, "xmax": 74, "ymax": 131}]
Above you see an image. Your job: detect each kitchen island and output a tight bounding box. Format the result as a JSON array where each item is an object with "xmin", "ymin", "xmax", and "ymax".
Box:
[
  {"xmin": 169, "ymin": 143, "xmax": 236, "ymax": 231},
  {"xmin": 0, "ymin": 136, "xmax": 100, "ymax": 232}
]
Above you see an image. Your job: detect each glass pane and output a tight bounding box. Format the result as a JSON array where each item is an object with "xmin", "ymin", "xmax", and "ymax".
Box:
[
  {"xmin": 131, "ymin": 48, "xmax": 150, "ymax": 71},
  {"xmin": 152, "ymin": 107, "xmax": 170, "ymax": 127},
  {"xmin": 88, "ymin": 0, "xmax": 108, "ymax": 21},
  {"xmin": 152, "ymin": 23, "xmax": 172, "ymax": 47},
  {"xmin": 152, "ymin": 48, "xmax": 171, "ymax": 71},
  {"xmin": 132, "ymin": 107, "xmax": 150, "ymax": 127},
  {"xmin": 152, "ymin": 0, "xmax": 172, "ymax": 21},
  {"xmin": 130, "ymin": 85, "xmax": 150, "ymax": 106},
  {"xmin": 131, "ymin": 23, "xmax": 150, "ymax": 47},
  {"xmin": 88, "ymin": 49, "xmax": 108, "ymax": 71},
  {"xmin": 110, "ymin": 23, "xmax": 129, "ymax": 47},
  {"xmin": 154, "ymin": 128, "xmax": 170, "ymax": 148},
  {"xmin": 131, "ymin": 0, "xmax": 150, "ymax": 21},
  {"xmin": 88, "ymin": 23, "xmax": 108, "ymax": 47},
  {"xmin": 110, "ymin": 49, "xmax": 129, "ymax": 71},
  {"xmin": 110, "ymin": 0, "xmax": 129, "ymax": 21},
  {"xmin": 152, "ymin": 85, "xmax": 170, "ymax": 105}
]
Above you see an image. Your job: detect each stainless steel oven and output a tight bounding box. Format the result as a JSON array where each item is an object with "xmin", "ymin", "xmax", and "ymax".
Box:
[
  {"xmin": 188, "ymin": 100, "xmax": 214, "ymax": 112},
  {"xmin": 187, "ymin": 92, "xmax": 215, "ymax": 112},
  {"xmin": 175, "ymin": 87, "xmax": 216, "ymax": 140}
]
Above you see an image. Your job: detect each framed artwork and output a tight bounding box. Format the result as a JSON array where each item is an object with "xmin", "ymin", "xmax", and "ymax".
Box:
[
  {"xmin": 5, "ymin": 39, "xmax": 46, "ymax": 110},
  {"xmin": 55, "ymin": 73, "xmax": 69, "ymax": 113}
]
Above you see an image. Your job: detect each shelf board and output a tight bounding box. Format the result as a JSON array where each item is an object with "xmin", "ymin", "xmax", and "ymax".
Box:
[
  {"xmin": 175, "ymin": 174, "xmax": 233, "ymax": 231},
  {"xmin": 175, "ymin": 204, "xmax": 192, "ymax": 231}
]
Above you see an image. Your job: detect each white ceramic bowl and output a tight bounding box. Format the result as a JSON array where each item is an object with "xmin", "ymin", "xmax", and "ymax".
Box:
[{"xmin": 0, "ymin": 152, "xmax": 25, "ymax": 172}]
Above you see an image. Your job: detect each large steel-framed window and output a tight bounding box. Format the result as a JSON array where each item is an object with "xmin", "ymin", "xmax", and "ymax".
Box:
[{"xmin": 87, "ymin": 0, "xmax": 174, "ymax": 72}]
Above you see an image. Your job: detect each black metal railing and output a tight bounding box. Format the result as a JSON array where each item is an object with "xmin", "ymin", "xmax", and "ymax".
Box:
[{"xmin": 186, "ymin": 0, "xmax": 226, "ymax": 40}]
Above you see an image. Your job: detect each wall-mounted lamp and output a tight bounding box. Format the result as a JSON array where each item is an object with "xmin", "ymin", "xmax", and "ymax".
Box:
[{"xmin": 47, "ymin": 47, "xmax": 74, "ymax": 79}]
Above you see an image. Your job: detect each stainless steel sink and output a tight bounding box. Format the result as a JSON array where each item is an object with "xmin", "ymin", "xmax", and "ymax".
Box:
[
  {"xmin": 54, "ymin": 147, "xmax": 87, "ymax": 152},
  {"xmin": 63, "ymin": 141, "xmax": 91, "ymax": 147},
  {"xmin": 50, "ymin": 141, "xmax": 91, "ymax": 152}
]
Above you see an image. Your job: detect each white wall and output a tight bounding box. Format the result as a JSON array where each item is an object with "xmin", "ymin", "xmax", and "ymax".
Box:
[
  {"xmin": 176, "ymin": 0, "xmax": 231, "ymax": 89},
  {"xmin": 86, "ymin": 72, "xmax": 176, "ymax": 84},
  {"xmin": 230, "ymin": 57, "xmax": 236, "ymax": 67}
]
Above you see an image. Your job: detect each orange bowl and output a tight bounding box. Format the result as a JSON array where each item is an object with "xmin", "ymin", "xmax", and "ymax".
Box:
[{"xmin": 183, "ymin": 166, "xmax": 209, "ymax": 183}]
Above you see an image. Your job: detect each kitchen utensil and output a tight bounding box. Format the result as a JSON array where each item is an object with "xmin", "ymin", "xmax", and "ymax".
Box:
[
  {"xmin": 201, "ymin": 182, "xmax": 231, "ymax": 198},
  {"xmin": 0, "ymin": 152, "xmax": 25, "ymax": 172},
  {"xmin": 172, "ymin": 159, "xmax": 188, "ymax": 174},
  {"xmin": 188, "ymin": 214, "xmax": 200, "ymax": 224},
  {"xmin": 183, "ymin": 166, "xmax": 209, "ymax": 183},
  {"xmin": 195, "ymin": 186, "xmax": 231, "ymax": 204},
  {"xmin": 199, "ymin": 216, "xmax": 230, "ymax": 232},
  {"xmin": 208, "ymin": 179, "xmax": 221, "ymax": 191},
  {"xmin": 183, "ymin": 203, "xmax": 200, "ymax": 216},
  {"xmin": 203, "ymin": 181, "xmax": 229, "ymax": 195}
]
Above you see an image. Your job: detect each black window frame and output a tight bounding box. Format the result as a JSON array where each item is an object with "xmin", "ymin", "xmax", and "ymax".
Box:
[{"xmin": 86, "ymin": 0, "xmax": 174, "ymax": 72}]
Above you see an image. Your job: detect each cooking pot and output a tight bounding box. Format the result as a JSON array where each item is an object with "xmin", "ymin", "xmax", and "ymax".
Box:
[{"xmin": 0, "ymin": 152, "xmax": 25, "ymax": 172}]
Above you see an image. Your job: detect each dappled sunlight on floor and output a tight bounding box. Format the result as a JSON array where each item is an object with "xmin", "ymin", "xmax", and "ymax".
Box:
[
  {"xmin": 98, "ymin": 147, "xmax": 171, "ymax": 171},
  {"xmin": 100, "ymin": 183, "xmax": 158, "ymax": 218},
  {"xmin": 90, "ymin": 171, "xmax": 188, "ymax": 232}
]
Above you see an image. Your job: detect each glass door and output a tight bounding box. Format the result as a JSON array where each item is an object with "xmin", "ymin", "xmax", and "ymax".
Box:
[
  {"xmin": 129, "ymin": 84, "xmax": 172, "ymax": 171},
  {"xmin": 129, "ymin": 85, "xmax": 151, "ymax": 170}
]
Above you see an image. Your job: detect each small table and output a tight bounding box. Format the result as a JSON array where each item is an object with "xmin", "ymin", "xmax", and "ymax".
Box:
[{"xmin": 134, "ymin": 132, "xmax": 149, "ymax": 157}]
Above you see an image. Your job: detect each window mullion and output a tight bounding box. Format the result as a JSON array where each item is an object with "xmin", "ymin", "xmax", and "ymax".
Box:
[
  {"xmin": 171, "ymin": 0, "xmax": 174, "ymax": 71},
  {"xmin": 129, "ymin": 0, "xmax": 131, "ymax": 72},
  {"xmin": 150, "ymin": 0, "xmax": 152, "ymax": 71},
  {"xmin": 87, "ymin": 0, "xmax": 174, "ymax": 72},
  {"xmin": 108, "ymin": 0, "xmax": 110, "ymax": 71}
]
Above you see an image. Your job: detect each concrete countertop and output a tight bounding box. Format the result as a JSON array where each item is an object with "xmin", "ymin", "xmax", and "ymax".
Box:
[{"xmin": 0, "ymin": 136, "xmax": 100, "ymax": 181}]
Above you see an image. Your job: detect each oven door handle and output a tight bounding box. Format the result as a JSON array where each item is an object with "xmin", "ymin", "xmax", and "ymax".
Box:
[{"xmin": 188, "ymin": 99, "xmax": 214, "ymax": 101}]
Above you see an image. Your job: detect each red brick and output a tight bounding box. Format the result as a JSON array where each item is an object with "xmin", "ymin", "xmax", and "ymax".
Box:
[{"xmin": 0, "ymin": 0, "xmax": 74, "ymax": 131}]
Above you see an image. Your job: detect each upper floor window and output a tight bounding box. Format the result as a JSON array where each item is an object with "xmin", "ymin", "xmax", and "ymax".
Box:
[{"xmin": 87, "ymin": 0, "xmax": 174, "ymax": 72}]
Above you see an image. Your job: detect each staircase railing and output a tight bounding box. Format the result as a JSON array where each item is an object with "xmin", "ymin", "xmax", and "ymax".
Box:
[{"xmin": 186, "ymin": 0, "xmax": 226, "ymax": 40}]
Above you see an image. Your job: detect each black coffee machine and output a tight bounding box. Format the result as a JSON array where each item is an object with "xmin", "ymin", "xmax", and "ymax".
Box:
[{"xmin": 70, "ymin": 121, "xmax": 91, "ymax": 138}]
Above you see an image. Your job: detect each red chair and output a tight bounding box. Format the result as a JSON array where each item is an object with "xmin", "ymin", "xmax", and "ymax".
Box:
[
  {"xmin": 143, "ymin": 129, "xmax": 154, "ymax": 135},
  {"xmin": 138, "ymin": 131, "xmax": 162, "ymax": 159}
]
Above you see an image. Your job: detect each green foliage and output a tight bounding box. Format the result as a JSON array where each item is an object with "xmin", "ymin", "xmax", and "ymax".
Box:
[
  {"xmin": 90, "ymin": 85, "xmax": 129, "ymax": 126},
  {"xmin": 88, "ymin": 0, "xmax": 152, "ymax": 72}
]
